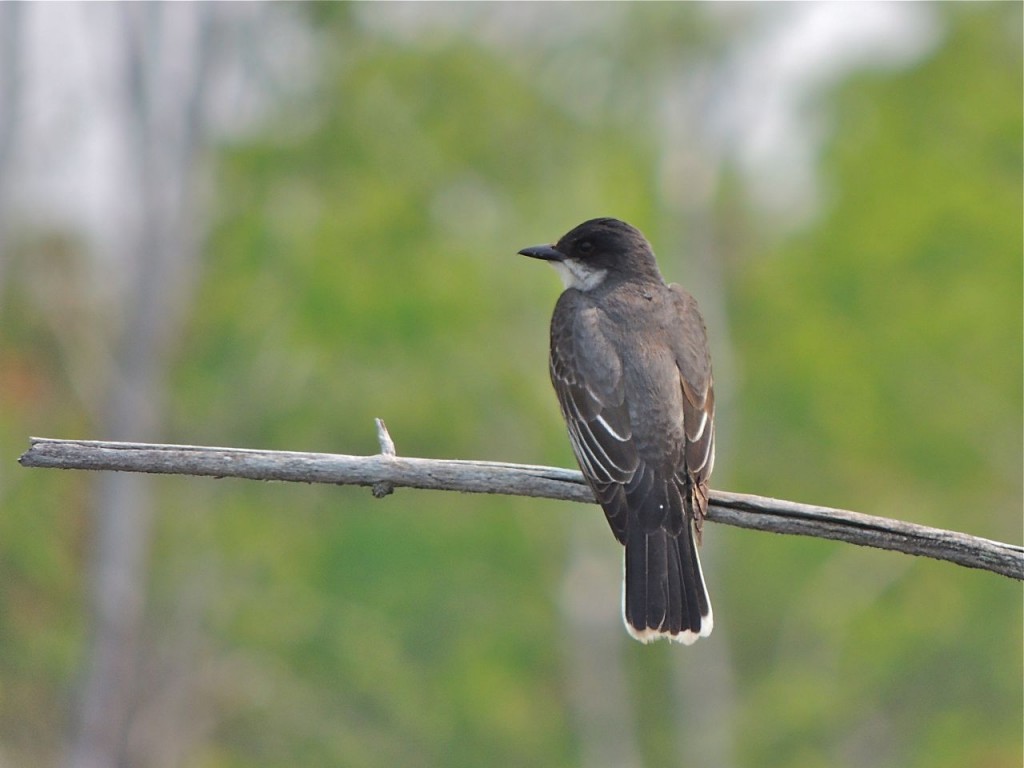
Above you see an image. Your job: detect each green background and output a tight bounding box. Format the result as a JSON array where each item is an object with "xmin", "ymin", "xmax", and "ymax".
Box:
[{"xmin": 2, "ymin": 4, "xmax": 1020, "ymax": 766}]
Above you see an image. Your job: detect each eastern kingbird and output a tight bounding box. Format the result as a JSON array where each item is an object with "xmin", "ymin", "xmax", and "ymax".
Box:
[{"xmin": 520, "ymin": 218, "xmax": 715, "ymax": 644}]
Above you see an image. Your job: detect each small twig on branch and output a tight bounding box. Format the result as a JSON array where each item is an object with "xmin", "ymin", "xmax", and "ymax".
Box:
[
  {"xmin": 18, "ymin": 432, "xmax": 1023, "ymax": 581},
  {"xmin": 371, "ymin": 418, "xmax": 397, "ymax": 499}
]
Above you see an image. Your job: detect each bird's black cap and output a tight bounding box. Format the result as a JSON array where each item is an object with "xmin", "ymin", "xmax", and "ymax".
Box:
[{"xmin": 519, "ymin": 217, "xmax": 661, "ymax": 286}]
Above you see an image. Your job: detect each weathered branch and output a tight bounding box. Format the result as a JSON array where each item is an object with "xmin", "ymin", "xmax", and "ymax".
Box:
[{"xmin": 19, "ymin": 432, "xmax": 1023, "ymax": 581}]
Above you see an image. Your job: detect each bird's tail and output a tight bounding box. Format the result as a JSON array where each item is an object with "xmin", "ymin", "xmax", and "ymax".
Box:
[{"xmin": 623, "ymin": 522, "xmax": 713, "ymax": 644}]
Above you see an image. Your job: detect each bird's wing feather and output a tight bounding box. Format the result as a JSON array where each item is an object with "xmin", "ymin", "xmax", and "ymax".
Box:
[
  {"xmin": 550, "ymin": 291, "xmax": 639, "ymax": 542},
  {"xmin": 668, "ymin": 284, "xmax": 716, "ymax": 524}
]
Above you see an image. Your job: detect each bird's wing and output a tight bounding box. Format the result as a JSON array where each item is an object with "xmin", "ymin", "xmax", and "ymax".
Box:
[
  {"xmin": 668, "ymin": 285, "xmax": 716, "ymax": 525},
  {"xmin": 549, "ymin": 291, "xmax": 640, "ymax": 543}
]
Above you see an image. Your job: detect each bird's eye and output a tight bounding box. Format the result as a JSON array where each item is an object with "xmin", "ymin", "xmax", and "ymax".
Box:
[{"xmin": 577, "ymin": 240, "xmax": 594, "ymax": 254}]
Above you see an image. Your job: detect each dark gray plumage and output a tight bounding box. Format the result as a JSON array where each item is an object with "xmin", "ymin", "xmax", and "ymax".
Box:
[{"xmin": 520, "ymin": 218, "xmax": 715, "ymax": 644}]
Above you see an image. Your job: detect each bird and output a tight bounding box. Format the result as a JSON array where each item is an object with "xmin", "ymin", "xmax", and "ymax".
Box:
[{"xmin": 519, "ymin": 217, "xmax": 715, "ymax": 644}]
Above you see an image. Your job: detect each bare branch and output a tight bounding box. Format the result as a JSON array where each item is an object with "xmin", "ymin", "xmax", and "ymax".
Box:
[{"xmin": 19, "ymin": 435, "xmax": 1023, "ymax": 581}]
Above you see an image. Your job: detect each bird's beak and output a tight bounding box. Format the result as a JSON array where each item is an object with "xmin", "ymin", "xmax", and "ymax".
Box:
[{"xmin": 518, "ymin": 244, "xmax": 564, "ymax": 262}]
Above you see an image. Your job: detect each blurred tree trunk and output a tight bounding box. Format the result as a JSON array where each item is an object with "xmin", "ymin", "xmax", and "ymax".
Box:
[
  {"xmin": 661, "ymin": 59, "xmax": 740, "ymax": 768},
  {"xmin": 68, "ymin": 6, "xmax": 216, "ymax": 767},
  {"xmin": 0, "ymin": 2, "xmax": 21, "ymax": 301},
  {"xmin": 561, "ymin": 516, "xmax": 643, "ymax": 768},
  {"xmin": 558, "ymin": 19, "xmax": 744, "ymax": 765}
]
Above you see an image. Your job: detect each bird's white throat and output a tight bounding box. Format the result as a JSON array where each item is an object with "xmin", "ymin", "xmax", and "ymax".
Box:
[{"xmin": 550, "ymin": 260, "xmax": 608, "ymax": 292}]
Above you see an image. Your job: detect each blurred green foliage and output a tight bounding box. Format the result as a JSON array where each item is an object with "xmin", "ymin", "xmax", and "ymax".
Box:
[
  {"xmin": 0, "ymin": 4, "xmax": 1020, "ymax": 767},
  {"xmin": 728, "ymin": 7, "xmax": 1022, "ymax": 768}
]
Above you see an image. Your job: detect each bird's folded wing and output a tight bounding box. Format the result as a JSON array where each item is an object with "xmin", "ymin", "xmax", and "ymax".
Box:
[
  {"xmin": 550, "ymin": 294, "xmax": 642, "ymax": 542},
  {"xmin": 668, "ymin": 285, "xmax": 716, "ymax": 510}
]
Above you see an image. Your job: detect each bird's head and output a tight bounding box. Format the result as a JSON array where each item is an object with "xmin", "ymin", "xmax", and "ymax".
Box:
[{"xmin": 518, "ymin": 217, "xmax": 662, "ymax": 291}]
